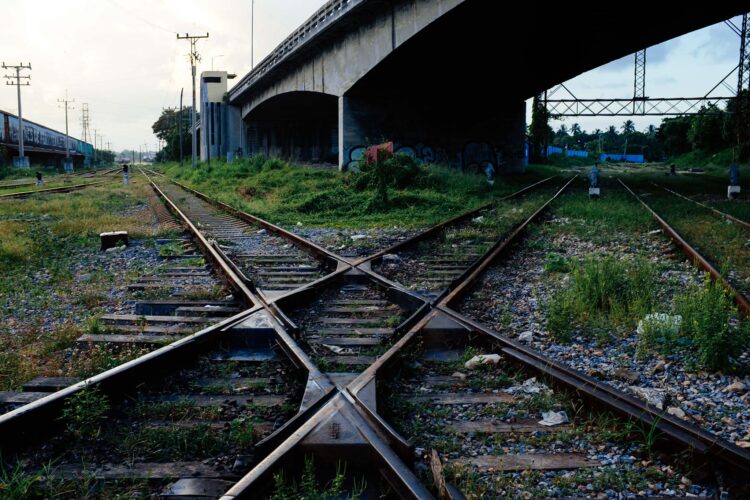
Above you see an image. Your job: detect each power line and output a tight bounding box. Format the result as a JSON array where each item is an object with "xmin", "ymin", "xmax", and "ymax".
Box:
[{"xmin": 104, "ymin": 0, "xmax": 177, "ymax": 34}]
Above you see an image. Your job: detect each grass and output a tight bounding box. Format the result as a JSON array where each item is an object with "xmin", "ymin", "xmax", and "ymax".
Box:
[
  {"xmin": 270, "ymin": 455, "xmax": 365, "ymax": 500},
  {"xmin": 546, "ymin": 255, "xmax": 660, "ymax": 342},
  {"xmin": 59, "ymin": 384, "xmax": 110, "ymax": 439},
  {"xmin": 157, "ymin": 157, "xmax": 559, "ymax": 228},
  {"xmin": 636, "ymin": 275, "xmax": 750, "ymax": 371},
  {"xmin": 0, "ymin": 175, "xmax": 202, "ymax": 390}
]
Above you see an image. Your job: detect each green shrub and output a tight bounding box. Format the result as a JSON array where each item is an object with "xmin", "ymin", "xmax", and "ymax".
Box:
[
  {"xmin": 674, "ymin": 276, "xmax": 749, "ymax": 370},
  {"xmin": 544, "ymin": 253, "xmax": 570, "ymax": 273},
  {"xmin": 546, "ymin": 256, "xmax": 658, "ymax": 341},
  {"xmin": 59, "ymin": 385, "xmax": 110, "ymax": 438},
  {"xmin": 636, "ymin": 313, "xmax": 684, "ymax": 359}
]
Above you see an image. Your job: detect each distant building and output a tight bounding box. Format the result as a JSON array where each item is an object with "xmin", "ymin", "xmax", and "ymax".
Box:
[
  {"xmin": 199, "ymin": 71, "xmax": 241, "ymax": 162},
  {"xmin": 0, "ymin": 109, "xmax": 92, "ymax": 167}
]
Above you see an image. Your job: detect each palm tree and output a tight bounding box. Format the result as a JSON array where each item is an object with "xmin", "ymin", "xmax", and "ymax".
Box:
[{"xmin": 621, "ymin": 120, "xmax": 636, "ymax": 134}]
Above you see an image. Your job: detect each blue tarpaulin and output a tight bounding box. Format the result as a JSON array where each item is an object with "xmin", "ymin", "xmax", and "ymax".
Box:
[{"xmin": 599, "ymin": 153, "xmax": 644, "ymax": 163}]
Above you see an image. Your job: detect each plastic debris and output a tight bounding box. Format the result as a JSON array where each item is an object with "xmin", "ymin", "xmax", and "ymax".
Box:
[
  {"xmin": 505, "ymin": 377, "xmax": 550, "ymax": 395},
  {"xmin": 637, "ymin": 313, "xmax": 681, "ymax": 337},
  {"xmin": 539, "ymin": 410, "xmax": 569, "ymax": 426},
  {"xmin": 464, "ymin": 354, "xmax": 501, "ymax": 369},
  {"xmin": 518, "ymin": 331, "xmax": 533, "ymax": 343}
]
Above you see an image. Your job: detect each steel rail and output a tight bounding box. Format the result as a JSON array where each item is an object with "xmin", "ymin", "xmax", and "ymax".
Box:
[
  {"xmin": 0, "ymin": 304, "xmax": 263, "ymax": 449},
  {"xmin": 619, "ymin": 178, "xmax": 750, "ymax": 316},
  {"xmin": 145, "ymin": 170, "xmax": 348, "ymax": 266},
  {"xmin": 355, "ymin": 175, "xmax": 559, "ymax": 266},
  {"xmin": 0, "ymin": 181, "xmax": 106, "ymax": 199},
  {"xmin": 348, "ymin": 176, "xmax": 578, "ymax": 395},
  {"xmin": 220, "ymin": 391, "xmax": 434, "ymax": 500},
  {"xmin": 433, "ymin": 305, "xmax": 750, "ymax": 482},
  {"xmin": 142, "ymin": 171, "xmax": 259, "ymax": 307},
  {"xmin": 652, "ymin": 181, "xmax": 750, "ymax": 231},
  {"xmin": 437, "ymin": 176, "xmax": 578, "ymax": 307}
]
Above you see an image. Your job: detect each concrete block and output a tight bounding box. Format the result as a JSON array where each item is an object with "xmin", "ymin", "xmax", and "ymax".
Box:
[
  {"xmin": 589, "ymin": 187, "xmax": 600, "ymax": 198},
  {"xmin": 100, "ymin": 231, "xmax": 128, "ymax": 251},
  {"xmin": 728, "ymin": 185, "xmax": 741, "ymax": 199}
]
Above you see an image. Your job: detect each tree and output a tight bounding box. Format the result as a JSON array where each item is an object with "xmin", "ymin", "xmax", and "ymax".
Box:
[
  {"xmin": 657, "ymin": 116, "xmax": 692, "ymax": 156},
  {"xmin": 621, "ymin": 120, "xmax": 636, "ymax": 135},
  {"xmin": 152, "ymin": 107, "xmax": 197, "ymax": 162},
  {"xmin": 687, "ymin": 105, "xmax": 727, "ymax": 153},
  {"xmin": 529, "ymin": 94, "xmax": 552, "ymax": 163}
]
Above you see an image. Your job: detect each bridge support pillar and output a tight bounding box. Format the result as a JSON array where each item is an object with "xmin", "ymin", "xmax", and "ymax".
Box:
[{"xmin": 338, "ymin": 94, "xmax": 526, "ymax": 173}]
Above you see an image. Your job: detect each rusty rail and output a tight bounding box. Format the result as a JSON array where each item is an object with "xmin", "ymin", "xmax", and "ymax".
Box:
[
  {"xmin": 620, "ymin": 178, "xmax": 750, "ymax": 316},
  {"xmin": 0, "ymin": 181, "xmax": 105, "ymax": 199},
  {"xmin": 652, "ymin": 181, "xmax": 750, "ymax": 231},
  {"xmin": 357, "ymin": 175, "xmax": 558, "ymax": 266}
]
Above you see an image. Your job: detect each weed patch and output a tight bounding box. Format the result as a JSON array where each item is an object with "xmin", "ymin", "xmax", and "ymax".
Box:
[{"xmin": 546, "ymin": 256, "xmax": 658, "ymax": 341}]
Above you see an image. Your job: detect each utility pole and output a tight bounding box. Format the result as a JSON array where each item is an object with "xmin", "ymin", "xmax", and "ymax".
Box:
[
  {"xmin": 2, "ymin": 62, "xmax": 32, "ymax": 168},
  {"xmin": 93, "ymin": 128, "xmax": 98, "ymax": 165},
  {"xmin": 177, "ymin": 32, "xmax": 209, "ymax": 168},
  {"xmin": 57, "ymin": 93, "xmax": 75, "ymax": 172},
  {"xmin": 179, "ymin": 88, "xmax": 184, "ymax": 166}
]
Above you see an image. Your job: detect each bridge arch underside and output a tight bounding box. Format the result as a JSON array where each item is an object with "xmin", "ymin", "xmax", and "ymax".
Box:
[
  {"xmin": 234, "ymin": 0, "xmax": 745, "ymax": 171},
  {"xmin": 339, "ymin": 0, "xmax": 744, "ymax": 173},
  {"xmin": 244, "ymin": 91, "xmax": 338, "ymax": 164}
]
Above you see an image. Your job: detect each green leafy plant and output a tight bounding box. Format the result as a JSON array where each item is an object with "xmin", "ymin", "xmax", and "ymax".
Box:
[
  {"xmin": 546, "ymin": 255, "xmax": 658, "ymax": 341},
  {"xmin": 543, "ymin": 252, "xmax": 570, "ymax": 273},
  {"xmin": 0, "ymin": 457, "xmax": 43, "ymax": 499},
  {"xmin": 636, "ymin": 313, "xmax": 684, "ymax": 359},
  {"xmin": 229, "ymin": 416, "xmax": 256, "ymax": 448},
  {"xmin": 59, "ymin": 384, "xmax": 110, "ymax": 438},
  {"xmin": 673, "ymin": 275, "xmax": 749, "ymax": 370},
  {"xmin": 269, "ymin": 456, "xmax": 365, "ymax": 500}
]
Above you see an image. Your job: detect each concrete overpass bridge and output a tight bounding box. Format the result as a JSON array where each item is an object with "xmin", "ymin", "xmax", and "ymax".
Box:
[{"xmin": 226, "ymin": 0, "xmax": 749, "ymax": 171}]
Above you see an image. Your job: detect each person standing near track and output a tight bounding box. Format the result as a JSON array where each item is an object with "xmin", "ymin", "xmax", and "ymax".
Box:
[
  {"xmin": 123, "ymin": 164, "xmax": 129, "ymax": 185},
  {"xmin": 729, "ymin": 161, "xmax": 740, "ymax": 187},
  {"xmin": 35, "ymin": 171, "xmax": 43, "ymax": 187}
]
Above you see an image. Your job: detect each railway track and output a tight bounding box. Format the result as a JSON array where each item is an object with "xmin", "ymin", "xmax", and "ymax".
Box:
[
  {"xmin": 147, "ymin": 173, "xmax": 342, "ymax": 302},
  {"xmin": 1, "ymin": 172, "xmax": 750, "ymax": 498},
  {"xmin": 367, "ymin": 177, "xmax": 561, "ymax": 299},
  {"xmin": 0, "ymin": 180, "xmax": 106, "ymax": 199},
  {"xmin": 651, "ymin": 182, "xmax": 750, "ymax": 232},
  {"xmin": 619, "ymin": 178, "xmax": 750, "ymax": 316}
]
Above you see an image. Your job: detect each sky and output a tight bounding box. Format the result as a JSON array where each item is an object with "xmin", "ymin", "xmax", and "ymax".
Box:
[
  {"xmin": 0, "ymin": 0, "xmax": 329, "ymax": 152},
  {"xmin": 0, "ymin": 2, "xmax": 744, "ymax": 151},
  {"xmin": 537, "ymin": 15, "xmax": 744, "ymax": 135}
]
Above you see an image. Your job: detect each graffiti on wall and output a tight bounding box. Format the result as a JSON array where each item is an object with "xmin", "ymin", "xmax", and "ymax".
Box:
[
  {"xmin": 1, "ymin": 112, "xmax": 93, "ymax": 156},
  {"xmin": 344, "ymin": 141, "xmax": 513, "ymax": 172},
  {"xmin": 344, "ymin": 142, "xmax": 450, "ymax": 170}
]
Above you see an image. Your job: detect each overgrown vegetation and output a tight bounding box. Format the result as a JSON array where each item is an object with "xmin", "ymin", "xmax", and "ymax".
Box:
[
  {"xmin": 59, "ymin": 385, "xmax": 110, "ymax": 439},
  {"xmin": 546, "ymin": 256, "xmax": 658, "ymax": 341},
  {"xmin": 638, "ymin": 276, "xmax": 749, "ymax": 370},
  {"xmin": 269, "ymin": 456, "xmax": 365, "ymax": 500},
  {"xmin": 158, "ymin": 157, "xmax": 556, "ymax": 227}
]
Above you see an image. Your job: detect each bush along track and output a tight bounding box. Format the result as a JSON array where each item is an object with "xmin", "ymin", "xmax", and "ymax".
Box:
[{"xmin": 455, "ymin": 186, "xmax": 750, "ymax": 450}]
